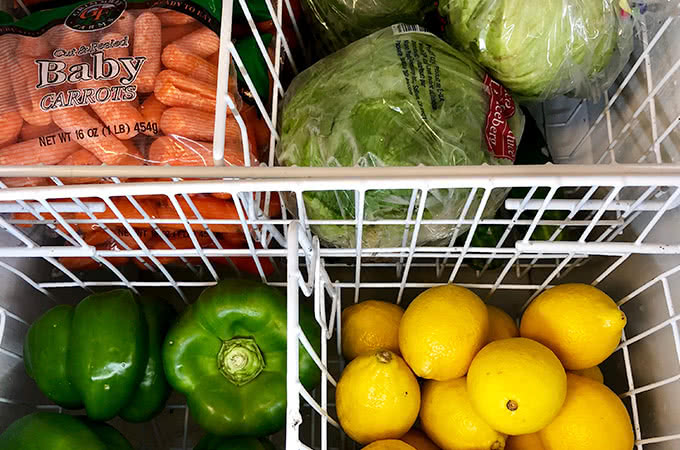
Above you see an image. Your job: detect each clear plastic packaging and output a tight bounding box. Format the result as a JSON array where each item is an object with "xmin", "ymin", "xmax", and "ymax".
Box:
[
  {"xmin": 0, "ymin": 0, "xmax": 261, "ymax": 189},
  {"xmin": 438, "ymin": 0, "xmax": 635, "ymax": 101},
  {"xmin": 299, "ymin": 0, "xmax": 435, "ymax": 56},
  {"xmin": 277, "ymin": 25, "xmax": 525, "ymax": 249}
]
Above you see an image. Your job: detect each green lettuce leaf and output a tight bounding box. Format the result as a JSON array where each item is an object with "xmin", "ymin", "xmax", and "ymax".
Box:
[{"xmin": 278, "ymin": 27, "xmax": 526, "ymax": 248}]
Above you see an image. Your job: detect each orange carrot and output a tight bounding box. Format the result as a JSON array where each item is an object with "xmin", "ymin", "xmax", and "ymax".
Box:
[
  {"xmin": 159, "ymin": 107, "xmax": 221, "ymax": 141},
  {"xmin": 154, "ymin": 70, "xmax": 217, "ymax": 112},
  {"xmin": 147, "ymin": 135, "xmax": 256, "ymax": 167},
  {"xmin": 100, "ymin": 32, "xmax": 129, "ymax": 59},
  {"xmin": 139, "ymin": 94, "xmax": 166, "ymax": 137},
  {"xmin": 161, "ymin": 44, "xmax": 218, "ymax": 85},
  {"xmin": 56, "ymin": 26, "xmax": 91, "ymax": 51},
  {"xmin": 109, "ymin": 11, "xmax": 136, "ymax": 37},
  {"xmin": 2, "ymin": 177, "xmax": 51, "ymax": 188},
  {"xmin": 12, "ymin": 56, "xmax": 52, "ymax": 126},
  {"xmin": 52, "ymin": 107, "xmax": 134, "ymax": 165},
  {"xmin": 57, "ymin": 149, "xmax": 102, "ymax": 184},
  {"xmin": 59, "ymin": 256, "xmax": 101, "ymax": 271},
  {"xmin": 161, "ymin": 23, "xmax": 202, "ymax": 47},
  {"xmin": 134, "ymin": 12, "xmax": 162, "ymax": 93},
  {"xmin": 241, "ymin": 104, "xmax": 271, "ymax": 154},
  {"xmin": 77, "ymin": 80, "xmax": 144, "ymax": 140},
  {"xmin": 0, "ymin": 35, "xmax": 17, "ymax": 114},
  {"xmin": 0, "ymin": 112, "xmax": 23, "ymax": 147},
  {"xmin": 16, "ymin": 35, "xmax": 49, "ymax": 57},
  {"xmin": 0, "ymin": 137, "xmax": 80, "ymax": 166},
  {"xmin": 207, "ymin": 51, "xmax": 219, "ymax": 66},
  {"xmin": 133, "ymin": 231, "xmax": 216, "ymax": 269},
  {"xmin": 72, "ymin": 197, "xmax": 159, "ymax": 233},
  {"xmin": 172, "ymin": 27, "xmax": 219, "ymax": 58},
  {"xmin": 20, "ymin": 122, "xmax": 60, "ymax": 141},
  {"xmin": 157, "ymin": 10, "xmax": 197, "ymax": 26},
  {"xmin": 156, "ymin": 195, "xmax": 243, "ymax": 234}
]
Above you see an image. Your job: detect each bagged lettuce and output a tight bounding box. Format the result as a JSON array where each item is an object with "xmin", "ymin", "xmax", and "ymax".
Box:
[
  {"xmin": 438, "ymin": 0, "xmax": 634, "ymax": 100},
  {"xmin": 300, "ymin": 0, "xmax": 434, "ymax": 55},
  {"xmin": 277, "ymin": 26, "xmax": 525, "ymax": 249}
]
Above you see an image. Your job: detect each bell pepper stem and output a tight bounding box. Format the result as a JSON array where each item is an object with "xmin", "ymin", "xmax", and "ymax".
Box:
[{"xmin": 217, "ymin": 337, "xmax": 265, "ymax": 386}]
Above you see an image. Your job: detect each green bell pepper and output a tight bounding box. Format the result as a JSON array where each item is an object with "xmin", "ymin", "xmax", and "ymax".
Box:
[
  {"xmin": 24, "ymin": 290, "xmax": 175, "ymax": 422},
  {"xmin": 163, "ymin": 279, "xmax": 321, "ymax": 436},
  {"xmin": 0, "ymin": 412, "xmax": 132, "ymax": 450},
  {"xmin": 195, "ymin": 435, "xmax": 276, "ymax": 450}
]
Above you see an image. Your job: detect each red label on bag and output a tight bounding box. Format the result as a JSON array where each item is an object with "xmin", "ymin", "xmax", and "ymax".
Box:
[{"xmin": 484, "ymin": 74, "xmax": 517, "ymax": 162}]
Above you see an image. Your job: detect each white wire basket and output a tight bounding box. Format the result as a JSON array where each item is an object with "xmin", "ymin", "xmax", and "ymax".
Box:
[{"xmin": 0, "ymin": 0, "xmax": 679, "ymax": 449}]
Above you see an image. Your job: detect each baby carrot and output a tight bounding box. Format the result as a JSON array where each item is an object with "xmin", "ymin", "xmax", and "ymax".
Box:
[
  {"xmin": 109, "ymin": 11, "xmax": 136, "ymax": 37},
  {"xmin": 1, "ymin": 177, "xmax": 51, "ymax": 188},
  {"xmin": 57, "ymin": 149, "xmax": 102, "ymax": 184},
  {"xmin": 0, "ymin": 112, "xmax": 23, "ymax": 147},
  {"xmin": 241, "ymin": 104, "xmax": 271, "ymax": 153},
  {"xmin": 161, "ymin": 22, "xmax": 201, "ymax": 47},
  {"xmin": 160, "ymin": 107, "xmax": 245, "ymax": 144},
  {"xmin": 172, "ymin": 27, "xmax": 219, "ymax": 58},
  {"xmin": 52, "ymin": 107, "xmax": 135, "ymax": 165},
  {"xmin": 16, "ymin": 35, "xmax": 49, "ymax": 57},
  {"xmin": 148, "ymin": 135, "xmax": 254, "ymax": 167},
  {"xmin": 0, "ymin": 137, "xmax": 80, "ymax": 165},
  {"xmin": 207, "ymin": 52, "xmax": 219, "ymax": 66},
  {"xmin": 139, "ymin": 94, "xmax": 166, "ymax": 137},
  {"xmin": 161, "ymin": 44, "xmax": 218, "ymax": 85},
  {"xmin": 134, "ymin": 12, "xmax": 162, "ymax": 93},
  {"xmin": 0, "ymin": 36, "xmax": 16, "ymax": 113},
  {"xmin": 156, "ymin": 195, "xmax": 243, "ymax": 234},
  {"xmin": 20, "ymin": 122, "xmax": 60, "ymax": 141},
  {"xmin": 154, "ymin": 70, "xmax": 217, "ymax": 112},
  {"xmin": 157, "ymin": 10, "xmax": 197, "ymax": 26},
  {"xmin": 100, "ymin": 32, "xmax": 129, "ymax": 59},
  {"xmin": 77, "ymin": 80, "xmax": 143, "ymax": 140},
  {"xmin": 12, "ymin": 56, "xmax": 53, "ymax": 127},
  {"xmin": 59, "ymin": 256, "xmax": 101, "ymax": 271}
]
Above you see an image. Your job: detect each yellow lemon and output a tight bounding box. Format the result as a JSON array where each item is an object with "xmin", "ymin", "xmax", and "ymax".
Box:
[
  {"xmin": 421, "ymin": 377, "xmax": 506, "ymax": 450},
  {"xmin": 336, "ymin": 350, "xmax": 420, "ymax": 444},
  {"xmin": 342, "ymin": 300, "xmax": 404, "ymax": 360},
  {"xmin": 570, "ymin": 365, "xmax": 604, "ymax": 383},
  {"xmin": 401, "ymin": 429, "xmax": 440, "ymax": 450},
  {"xmin": 467, "ymin": 337, "xmax": 567, "ymax": 435},
  {"xmin": 487, "ymin": 305, "xmax": 519, "ymax": 342},
  {"xmin": 505, "ymin": 433, "xmax": 544, "ymax": 450},
  {"xmin": 539, "ymin": 373, "xmax": 634, "ymax": 450},
  {"xmin": 364, "ymin": 440, "xmax": 416, "ymax": 450},
  {"xmin": 520, "ymin": 283, "xmax": 626, "ymax": 370},
  {"xmin": 399, "ymin": 285, "xmax": 489, "ymax": 380}
]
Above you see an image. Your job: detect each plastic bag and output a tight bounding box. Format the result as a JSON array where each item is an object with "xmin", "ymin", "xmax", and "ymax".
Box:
[
  {"xmin": 0, "ymin": 0, "xmax": 258, "ymax": 189},
  {"xmin": 299, "ymin": 0, "xmax": 435, "ymax": 56},
  {"xmin": 438, "ymin": 0, "xmax": 634, "ymax": 101},
  {"xmin": 277, "ymin": 25, "xmax": 525, "ymax": 249}
]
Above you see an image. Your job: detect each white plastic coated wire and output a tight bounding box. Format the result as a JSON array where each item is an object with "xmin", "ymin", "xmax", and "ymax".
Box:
[{"xmin": 0, "ymin": 2, "xmax": 678, "ymax": 450}]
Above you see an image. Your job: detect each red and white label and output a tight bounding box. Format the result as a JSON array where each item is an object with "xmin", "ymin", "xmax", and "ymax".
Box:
[{"xmin": 484, "ymin": 74, "xmax": 517, "ymax": 162}]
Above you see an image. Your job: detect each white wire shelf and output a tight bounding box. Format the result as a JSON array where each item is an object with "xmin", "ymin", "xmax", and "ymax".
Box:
[{"xmin": 0, "ymin": 1, "xmax": 678, "ymax": 450}]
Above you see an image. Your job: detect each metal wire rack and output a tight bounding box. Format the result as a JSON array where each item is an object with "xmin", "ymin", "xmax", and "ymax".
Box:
[{"xmin": 0, "ymin": 0, "xmax": 678, "ymax": 449}]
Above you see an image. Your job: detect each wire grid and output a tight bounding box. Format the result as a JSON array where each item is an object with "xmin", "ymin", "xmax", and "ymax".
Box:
[
  {"xmin": 287, "ymin": 227, "xmax": 680, "ymax": 450},
  {"xmin": 0, "ymin": 167, "xmax": 677, "ymax": 297},
  {"xmin": 0, "ymin": 3, "xmax": 678, "ymax": 450},
  {"xmin": 2, "ymin": 168, "xmax": 677, "ymax": 448},
  {"xmin": 547, "ymin": 12, "xmax": 680, "ymax": 166}
]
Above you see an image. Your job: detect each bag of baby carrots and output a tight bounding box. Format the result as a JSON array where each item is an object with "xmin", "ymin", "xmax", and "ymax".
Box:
[{"xmin": 0, "ymin": 0, "xmax": 272, "ymax": 189}]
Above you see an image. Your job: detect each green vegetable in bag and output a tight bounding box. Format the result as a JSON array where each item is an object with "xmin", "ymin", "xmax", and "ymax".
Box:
[
  {"xmin": 278, "ymin": 26, "xmax": 525, "ymax": 249},
  {"xmin": 439, "ymin": 0, "xmax": 634, "ymax": 100},
  {"xmin": 300, "ymin": 0, "xmax": 435, "ymax": 55}
]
